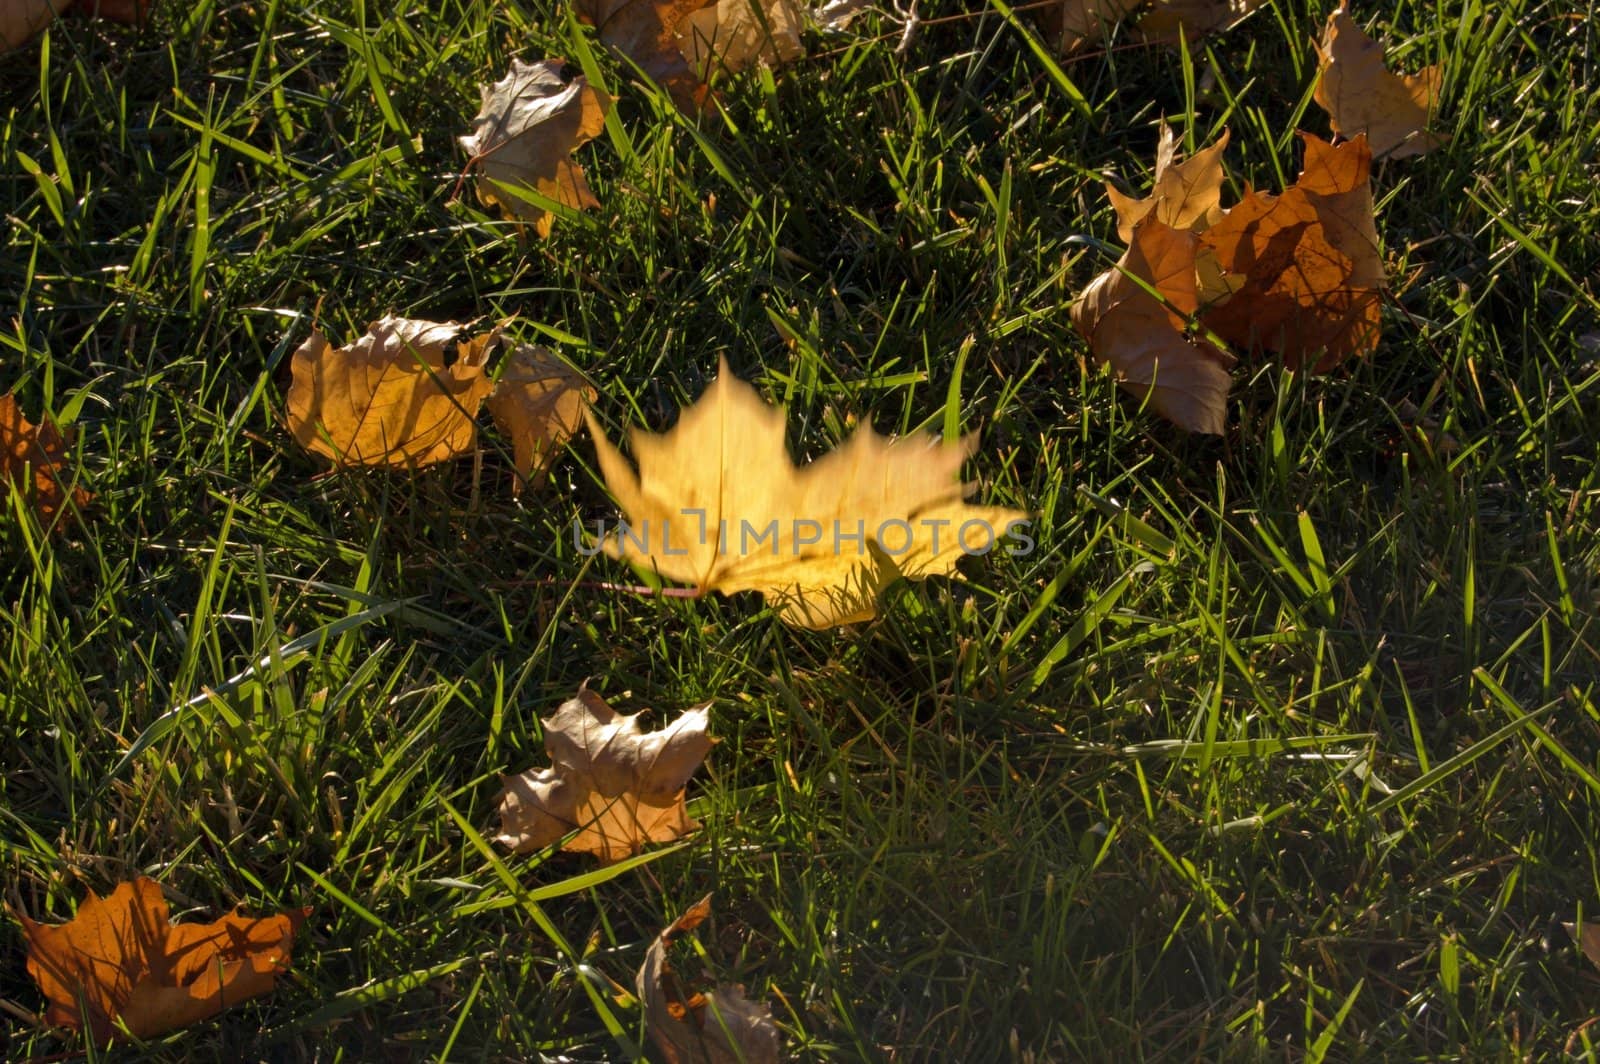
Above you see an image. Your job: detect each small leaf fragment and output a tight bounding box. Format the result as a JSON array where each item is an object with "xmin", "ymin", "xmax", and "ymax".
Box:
[
  {"xmin": 1313, "ymin": 6, "xmax": 1444, "ymax": 159},
  {"xmin": 1136, "ymin": 0, "xmax": 1265, "ymax": 43},
  {"xmin": 495, "ymin": 688, "xmax": 713, "ymax": 863},
  {"xmin": 1072, "ymin": 219, "xmax": 1236, "ymax": 435},
  {"xmin": 0, "ymin": 393, "xmax": 91, "ymax": 529},
  {"xmin": 285, "ymin": 316, "xmax": 501, "ymax": 467},
  {"xmin": 638, "ymin": 895, "xmax": 781, "ymax": 1064},
  {"xmin": 460, "ymin": 58, "xmax": 612, "ymax": 238},
  {"xmin": 487, "ymin": 345, "xmax": 594, "ymax": 492},
  {"xmin": 10, "ymin": 878, "xmax": 308, "ymax": 1041},
  {"xmin": 1034, "ymin": 0, "xmax": 1140, "ymax": 53}
]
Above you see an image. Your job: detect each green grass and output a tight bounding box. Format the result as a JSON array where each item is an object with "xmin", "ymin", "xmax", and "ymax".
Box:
[{"xmin": 3, "ymin": 0, "xmax": 1600, "ymax": 1058}]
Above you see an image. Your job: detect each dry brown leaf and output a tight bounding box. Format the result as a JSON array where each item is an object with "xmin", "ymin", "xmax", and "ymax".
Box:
[
  {"xmin": 1072, "ymin": 219, "xmax": 1236, "ymax": 434},
  {"xmin": 495, "ymin": 688, "xmax": 713, "ymax": 862},
  {"xmin": 1565, "ymin": 920, "xmax": 1600, "ymax": 972},
  {"xmin": 1105, "ymin": 124, "xmax": 1231, "ymax": 242},
  {"xmin": 285, "ymin": 316, "xmax": 501, "ymax": 467},
  {"xmin": 1034, "ymin": 0, "xmax": 1139, "ymax": 53},
  {"xmin": 2, "ymin": 0, "xmax": 59, "ymax": 50},
  {"xmin": 1197, "ymin": 134, "xmax": 1382, "ymax": 371},
  {"xmin": 1313, "ymin": 6, "xmax": 1444, "ymax": 159},
  {"xmin": 638, "ymin": 895, "xmax": 780, "ymax": 1064},
  {"xmin": 0, "ymin": 393, "xmax": 91, "ymax": 529},
  {"xmin": 10, "ymin": 878, "xmax": 307, "ymax": 1041},
  {"xmin": 1137, "ymin": 0, "xmax": 1265, "ymax": 43},
  {"xmin": 487, "ymin": 345, "xmax": 594, "ymax": 493},
  {"xmin": 678, "ymin": 0, "xmax": 804, "ymax": 83},
  {"xmin": 578, "ymin": 0, "xmax": 718, "ymax": 110},
  {"xmin": 586, "ymin": 357, "xmax": 1028, "ymax": 629},
  {"xmin": 460, "ymin": 58, "xmax": 612, "ymax": 238}
]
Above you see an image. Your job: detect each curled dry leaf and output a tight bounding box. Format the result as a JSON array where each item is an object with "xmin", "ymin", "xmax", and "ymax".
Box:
[
  {"xmin": 487, "ymin": 345, "xmax": 594, "ymax": 493},
  {"xmin": 1314, "ymin": 6, "xmax": 1444, "ymax": 159},
  {"xmin": 1071, "ymin": 219, "xmax": 1236, "ymax": 435},
  {"xmin": 678, "ymin": 0, "xmax": 804, "ymax": 84},
  {"xmin": 1105, "ymin": 124, "xmax": 1231, "ymax": 242},
  {"xmin": 460, "ymin": 58, "xmax": 612, "ymax": 238},
  {"xmin": 9, "ymin": 878, "xmax": 308, "ymax": 1041},
  {"xmin": 638, "ymin": 895, "xmax": 780, "ymax": 1064},
  {"xmin": 1, "ymin": 393, "xmax": 91, "ymax": 529},
  {"xmin": 1136, "ymin": 0, "xmax": 1265, "ymax": 43},
  {"xmin": 579, "ymin": 0, "xmax": 802, "ymax": 110},
  {"xmin": 1198, "ymin": 134, "xmax": 1383, "ymax": 371},
  {"xmin": 286, "ymin": 316, "xmax": 501, "ymax": 467},
  {"xmin": 496, "ymin": 688, "xmax": 713, "ymax": 862},
  {"xmin": 586, "ymin": 357, "xmax": 1028, "ymax": 629}
]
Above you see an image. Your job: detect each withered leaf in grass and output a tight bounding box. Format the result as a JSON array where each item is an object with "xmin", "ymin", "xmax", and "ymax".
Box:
[
  {"xmin": 10, "ymin": 878, "xmax": 307, "ymax": 1041},
  {"xmin": 578, "ymin": 0, "xmax": 716, "ymax": 110},
  {"xmin": 496, "ymin": 688, "xmax": 713, "ymax": 863},
  {"xmin": 0, "ymin": 393, "xmax": 91, "ymax": 529},
  {"xmin": 1034, "ymin": 0, "xmax": 1140, "ymax": 53},
  {"xmin": 1136, "ymin": 0, "xmax": 1265, "ymax": 43},
  {"xmin": 286, "ymin": 316, "xmax": 501, "ymax": 467},
  {"xmin": 487, "ymin": 345, "xmax": 594, "ymax": 493},
  {"xmin": 1314, "ymin": 5, "xmax": 1444, "ymax": 159},
  {"xmin": 1197, "ymin": 134, "xmax": 1383, "ymax": 371},
  {"xmin": 638, "ymin": 895, "xmax": 780, "ymax": 1064},
  {"xmin": 460, "ymin": 58, "xmax": 612, "ymax": 238},
  {"xmin": 1071, "ymin": 219, "xmax": 1236, "ymax": 435},
  {"xmin": 677, "ymin": 0, "xmax": 803, "ymax": 84},
  {"xmin": 587, "ymin": 357, "xmax": 1027, "ymax": 629},
  {"xmin": 1105, "ymin": 124, "xmax": 1231, "ymax": 242}
]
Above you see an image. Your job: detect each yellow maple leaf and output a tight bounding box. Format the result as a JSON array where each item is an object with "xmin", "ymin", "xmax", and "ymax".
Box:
[
  {"xmin": 1105, "ymin": 124, "xmax": 1232, "ymax": 242},
  {"xmin": 486, "ymin": 344, "xmax": 594, "ymax": 493},
  {"xmin": 1313, "ymin": 6, "xmax": 1445, "ymax": 160},
  {"xmin": 586, "ymin": 358, "xmax": 1028, "ymax": 629},
  {"xmin": 285, "ymin": 316, "xmax": 501, "ymax": 467}
]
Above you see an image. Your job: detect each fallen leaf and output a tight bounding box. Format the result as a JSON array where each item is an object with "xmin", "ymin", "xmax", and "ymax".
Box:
[
  {"xmin": 586, "ymin": 357, "xmax": 1028, "ymax": 628},
  {"xmin": 2, "ymin": 0, "xmax": 59, "ymax": 50},
  {"xmin": 578, "ymin": 0, "xmax": 718, "ymax": 110},
  {"xmin": 460, "ymin": 58, "xmax": 612, "ymax": 239},
  {"xmin": 1565, "ymin": 919, "xmax": 1600, "ymax": 972},
  {"xmin": 1313, "ymin": 6, "xmax": 1444, "ymax": 159},
  {"xmin": 496, "ymin": 688, "xmax": 713, "ymax": 862},
  {"xmin": 0, "ymin": 393, "xmax": 91, "ymax": 529},
  {"xmin": 678, "ymin": 0, "xmax": 804, "ymax": 84},
  {"xmin": 1072, "ymin": 219, "xmax": 1236, "ymax": 434},
  {"xmin": 10, "ymin": 878, "xmax": 307, "ymax": 1041},
  {"xmin": 1136, "ymin": 0, "xmax": 1265, "ymax": 43},
  {"xmin": 285, "ymin": 316, "xmax": 501, "ymax": 467},
  {"xmin": 1197, "ymin": 134, "xmax": 1382, "ymax": 371},
  {"xmin": 1105, "ymin": 124, "xmax": 1231, "ymax": 242},
  {"xmin": 487, "ymin": 345, "xmax": 594, "ymax": 493},
  {"xmin": 638, "ymin": 895, "xmax": 780, "ymax": 1064},
  {"xmin": 1034, "ymin": 0, "xmax": 1139, "ymax": 53}
]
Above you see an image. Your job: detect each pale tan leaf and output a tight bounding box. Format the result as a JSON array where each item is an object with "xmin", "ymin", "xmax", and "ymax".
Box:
[
  {"xmin": 285, "ymin": 316, "xmax": 500, "ymax": 467},
  {"xmin": 486, "ymin": 345, "xmax": 594, "ymax": 492},
  {"xmin": 1071, "ymin": 219, "xmax": 1236, "ymax": 434},
  {"xmin": 1565, "ymin": 920, "xmax": 1600, "ymax": 973},
  {"xmin": 638, "ymin": 895, "xmax": 781, "ymax": 1064},
  {"xmin": 495, "ymin": 688, "xmax": 713, "ymax": 863},
  {"xmin": 1313, "ymin": 7, "xmax": 1444, "ymax": 159},
  {"xmin": 578, "ymin": 0, "xmax": 720, "ymax": 110},
  {"xmin": 10, "ymin": 878, "xmax": 307, "ymax": 1041},
  {"xmin": 459, "ymin": 58, "xmax": 612, "ymax": 238},
  {"xmin": 1105, "ymin": 124, "xmax": 1231, "ymax": 242},
  {"xmin": 586, "ymin": 358, "xmax": 1027, "ymax": 629},
  {"xmin": 678, "ymin": 0, "xmax": 804, "ymax": 81}
]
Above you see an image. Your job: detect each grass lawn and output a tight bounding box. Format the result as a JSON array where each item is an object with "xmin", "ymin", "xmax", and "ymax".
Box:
[{"xmin": 3, "ymin": 0, "xmax": 1600, "ymax": 1058}]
